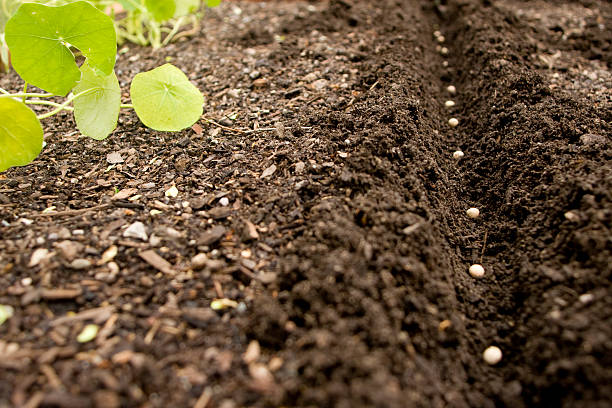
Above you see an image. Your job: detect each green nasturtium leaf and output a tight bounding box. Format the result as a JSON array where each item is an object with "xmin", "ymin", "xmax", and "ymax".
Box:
[
  {"xmin": 174, "ymin": 0, "xmax": 200, "ymax": 17},
  {"xmin": 206, "ymin": 0, "xmax": 221, "ymax": 7},
  {"xmin": 5, "ymin": 2, "xmax": 116, "ymax": 96},
  {"xmin": 144, "ymin": 0, "xmax": 175, "ymax": 22},
  {"xmin": 116, "ymin": 0, "xmax": 139, "ymax": 12},
  {"xmin": 0, "ymin": 98, "xmax": 43, "ymax": 172},
  {"xmin": 73, "ymin": 63, "xmax": 121, "ymax": 140},
  {"xmin": 130, "ymin": 63, "xmax": 203, "ymax": 132}
]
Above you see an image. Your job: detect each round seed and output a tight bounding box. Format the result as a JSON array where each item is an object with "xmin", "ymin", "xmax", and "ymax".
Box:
[
  {"xmin": 483, "ymin": 346, "xmax": 503, "ymax": 365},
  {"xmin": 469, "ymin": 264, "xmax": 485, "ymax": 278},
  {"xmin": 445, "ymin": 100, "xmax": 455, "ymax": 108},
  {"xmin": 448, "ymin": 118, "xmax": 459, "ymax": 127},
  {"xmin": 452, "ymin": 150, "xmax": 464, "ymax": 159},
  {"xmin": 447, "ymin": 85, "xmax": 457, "ymax": 94},
  {"xmin": 466, "ymin": 208, "xmax": 480, "ymax": 218}
]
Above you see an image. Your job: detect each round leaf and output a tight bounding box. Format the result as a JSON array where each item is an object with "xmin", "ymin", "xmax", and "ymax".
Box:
[
  {"xmin": 175, "ymin": 0, "xmax": 200, "ymax": 17},
  {"xmin": 145, "ymin": 0, "xmax": 175, "ymax": 22},
  {"xmin": 0, "ymin": 98, "xmax": 43, "ymax": 172},
  {"xmin": 130, "ymin": 63, "xmax": 203, "ymax": 131},
  {"xmin": 116, "ymin": 0, "xmax": 139, "ymax": 12},
  {"xmin": 73, "ymin": 63, "xmax": 121, "ymax": 140},
  {"xmin": 5, "ymin": 2, "xmax": 116, "ymax": 96}
]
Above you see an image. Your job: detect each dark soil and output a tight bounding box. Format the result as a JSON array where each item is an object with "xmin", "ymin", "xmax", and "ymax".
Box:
[{"xmin": 1, "ymin": 0, "xmax": 611, "ymax": 407}]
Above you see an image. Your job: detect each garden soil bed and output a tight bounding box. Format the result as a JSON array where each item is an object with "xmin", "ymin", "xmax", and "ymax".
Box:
[{"xmin": 1, "ymin": 0, "xmax": 611, "ymax": 407}]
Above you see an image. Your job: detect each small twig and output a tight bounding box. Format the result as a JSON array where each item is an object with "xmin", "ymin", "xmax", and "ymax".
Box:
[
  {"xmin": 194, "ymin": 387, "xmax": 212, "ymax": 408},
  {"xmin": 480, "ymin": 230, "xmax": 488, "ymax": 264},
  {"xmin": 202, "ymin": 117, "xmax": 246, "ymax": 133},
  {"xmin": 28, "ymin": 203, "xmax": 111, "ymax": 218},
  {"xmin": 244, "ymin": 127, "xmax": 278, "ymax": 134},
  {"xmin": 306, "ymin": 94, "xmax": 323, "ymax": 105},
  {"xmin": 50, "ymin": 306, "xmax": 115, "ymax": 327}
]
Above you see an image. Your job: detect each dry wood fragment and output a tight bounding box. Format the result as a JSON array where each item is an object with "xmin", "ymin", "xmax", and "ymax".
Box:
[
  {"xmin": 21, "ymin": 392, "xmax": 44, "ymax": 408},
  {"xmin": 244, "ymin": 220, "xmax": 259, "ymax": 240},
  {"xmin": 50, "ymin": 306, "xmax": 115, "ymax": 327},
  {"xmin": 41, "ymin": 288, "xmax": 82, "ymax": 300},
  {"xmin": 260, "ymin": 164, "xmax": 277, "ymax": 179},
  {"xmin": 193, "ymin": 387, "xmax": 212, "ymax": 408},
  {"xmin": 144, "ymin": 320, "xmax": 161, "ymax": 345},
  {"xmin": 39, "ymin": 364, "xmax": 62, "ymax": 388},
  {"xmin": 213, "ymin": 280, "xmax": 224, "ymax": 298},
  {"xmin": 139, "ymin": 250, "xmax": 176, "ymax": 275},
  {"xmin": 111, "ymin": 188, "xmax": 138, "ymax": 200},
  {"xmin": 116, "ymin": 240, "xmax": 149, "ymax": 248},
  {"xmin": 28, "ymin": 203, "xmax": 111, "ymax": 218},
  {"xmin": 197, "ymin": 226, "xmax": 227, "ymax": 246},
  {"xmin": 96, "ymin": 313, "xmax": 119, "ymax": 345}
]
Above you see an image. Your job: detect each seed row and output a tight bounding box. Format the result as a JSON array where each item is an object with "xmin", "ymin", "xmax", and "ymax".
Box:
[{"xmin": 434, "ymin": 28, "xmax": 502, "ymax": 366}]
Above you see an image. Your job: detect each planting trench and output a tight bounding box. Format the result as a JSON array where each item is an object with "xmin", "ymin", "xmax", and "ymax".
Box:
[{"xmin": 0, "ymin": 0, "xmax": 610, "ymax": 407}]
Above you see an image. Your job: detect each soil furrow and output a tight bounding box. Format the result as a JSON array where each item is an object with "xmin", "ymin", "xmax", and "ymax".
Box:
[{"xmin": 439, "ymin": 0, "xmax": 612, "ymax": 406}]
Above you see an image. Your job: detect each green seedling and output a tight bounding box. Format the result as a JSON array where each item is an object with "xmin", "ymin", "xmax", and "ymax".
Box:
[
  {"xmin": 0, "ymin": 1, "xmax": 223, "ymax": 69},
  {"xmin": 0, "ymin": 1, "xmax": 204, "ymax": 172},
  {"xmin": 113, "ymin": 0, "xmax": 222, "ymax": 48}
]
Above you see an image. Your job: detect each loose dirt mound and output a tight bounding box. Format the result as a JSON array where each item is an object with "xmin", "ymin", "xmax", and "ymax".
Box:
[{"xmin": 1, "ymin": 1, "xmax": 610, "ymax": 407}]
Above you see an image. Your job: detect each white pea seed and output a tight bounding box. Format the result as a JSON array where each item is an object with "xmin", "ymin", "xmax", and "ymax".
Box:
[
  {"xmin": 440, "ymin": 47, "xmax": 449, "ymax": 55},
  {"xmin": 442, "ymin": 61, "xmax": 449, "ymax": 67},
  {"xmin": 447, "ymin": 85, "xmax": 457, "ymax": 94},
  {"xmin": 483, "ymin": 346, "xmax": 503, "ymax": 365},
  {"xmin": 219, "ymin": 197, "xmax": 230, "ymax": 206},
  {"xmin": 445, "ymin": 100, "xmax": 455, "ymax": 108},
  {"xmin": 437, "ymin": 35, "xmax": 445, "ymax": 43},
  {"xmin": 453, "ymin": 150, "xmax": 464, "ymax": 159},
  {"xmin": 564, "ymin": 211, "xmax": 579, "ymax": 222},
  {"xmin": 448, "ymin": 118, "xmax": 459, "ymax": 127},
  {"xmin": 469, "ymin": 264, "xmax": 485, "ymax": 278},
  {"xmin": 433, "ymin": 30, "xmax": 441, "ymax": 38},
  {"xmin": 466, "ymin": 208, "xmax": 480, "ymax": 218}
]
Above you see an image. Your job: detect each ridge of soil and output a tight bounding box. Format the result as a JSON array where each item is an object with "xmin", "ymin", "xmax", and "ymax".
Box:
[{"xmin": 0, "ymin": 1, "xmax": 610, "ymax": 407}]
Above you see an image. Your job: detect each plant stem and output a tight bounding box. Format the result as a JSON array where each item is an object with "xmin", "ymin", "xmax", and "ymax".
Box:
[
  {"xmin": 0, "ymin": 92, "xmax": 54, "ymax": 98},
  {"xmin": 22, "ymin": 83, "xmax": 27, "ymax": 103},
  {"xmin": 161, "ymin": 16, "xmax": 186, "ymax": 47},
  {"xmin": 120, "ymin": 104, "xmax": 134, "ymax": 109},
  {"xmin": 147, "ymin": 20, "xmax": 162, "ymax": 49},
  {"xmin": 36, "ymin": 89, "xmax": 91, "ymax": 120},
  {"xmin": 25, "ymin": 100, "xmax": 74, "ymax": 111}
]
